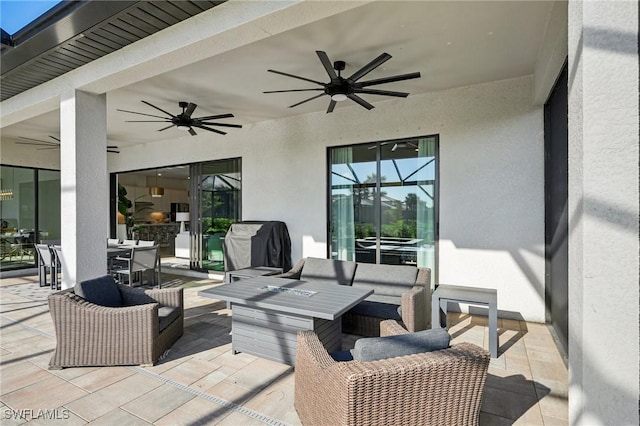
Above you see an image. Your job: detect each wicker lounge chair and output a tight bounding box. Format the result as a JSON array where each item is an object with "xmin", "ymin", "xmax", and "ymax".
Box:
[
  {"xmin": 294, "ymin": 320, "xmax": 490, "ymax": 425},
  {"xmin": 48, "ymin": 275, "xmax": 183, "ymax": 369}
]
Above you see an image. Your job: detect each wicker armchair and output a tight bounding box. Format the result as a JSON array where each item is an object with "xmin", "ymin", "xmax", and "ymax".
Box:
[
  {"xmin": 294, "ymin": 320, "xmax": 490, "ymax": 426},
  {"xmin": 48, "ymin": 282, "xmax": 183, "ymax": 369}
]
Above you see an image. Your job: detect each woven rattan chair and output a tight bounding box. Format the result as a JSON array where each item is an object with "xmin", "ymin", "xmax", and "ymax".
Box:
[
  {"xmin": 48, "ymin": 277, "xmax": 183, "ymax": 369},
  {"xmin": 294, "ymin": 320, "xmax": 490, "ymax": 426}
]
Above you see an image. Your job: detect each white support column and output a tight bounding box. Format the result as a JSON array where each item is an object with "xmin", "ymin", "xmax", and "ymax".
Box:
[
  {"xmin": 59, "ymin": 90, "xmax": 108, "ymax": 289},
  {"xmin": 568, "ymin": 1, "xmax": 639, "ymax": 424}
]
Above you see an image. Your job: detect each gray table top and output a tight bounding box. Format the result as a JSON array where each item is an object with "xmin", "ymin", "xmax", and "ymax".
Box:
[
  {"xmin": 227, "ymin": 267, "xmax": 283, "ymax": 278},
  {"xmin": 433, "ymin": 284, "xmax": 497, "ymax": 304},
  {"xmin": 199, "ymin": 276, "xmax": 373, "ymax": 320}
]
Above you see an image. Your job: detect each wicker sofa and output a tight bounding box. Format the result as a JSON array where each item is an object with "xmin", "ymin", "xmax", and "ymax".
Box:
[
  {"xmin": 48, "ymin": 275, "xmax": 183, "ymax": 369},
  {"xmin": 294, "ymin": 320, "xmax": 490, "ymax": 426},
  {"xmin": 279, "ymin": 257, "xmax": 430, "ymax": 335}
]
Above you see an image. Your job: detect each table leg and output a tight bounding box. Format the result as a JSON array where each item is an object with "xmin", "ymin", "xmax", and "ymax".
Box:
[
  {"xmin": 431, "ymin": 296, "xmax": 449, "ymax": 329},
  {"xmin": 431, "ymin": 294, "xmax": 440, "ymax": 329},
  {"xmin": 489, "ymin": 301, "xmax": 498, "ymax": 358}
]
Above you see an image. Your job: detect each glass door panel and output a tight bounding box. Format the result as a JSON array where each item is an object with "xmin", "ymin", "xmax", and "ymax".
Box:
[
  {"xmin": 0, "ymin": 166, "xmax": 37, "ymax": 270},
  {"xmin": 379, "ymin": 137, "xmax": 437, "ymax": 287},
  {"xmin": 329, "ymin": 136, "xmax": 438, "ymax": 288},
  {"xmin": 38, "ymin": 170, "xmax": 61, "ymax": 242},
  {"xmin": 194, "ymin": 159, "xmax": 241, "ymax": 272},
  {"xmin": 330, "ymin": 144, "xmax": 377, "ymax": 263}
]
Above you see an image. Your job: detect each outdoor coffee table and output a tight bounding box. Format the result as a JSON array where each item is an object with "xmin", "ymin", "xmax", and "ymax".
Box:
[
  {"xmin": 225, "ymin": 266, "xmax": 283, "ymax": 283},
  {"xmin": 198, "ymin": 276, "xmax": 373, "ymax": 365}
]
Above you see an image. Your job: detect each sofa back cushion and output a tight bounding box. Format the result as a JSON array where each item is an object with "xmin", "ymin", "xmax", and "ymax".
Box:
[
  {"xmin": 352, "ymin": 263, "xmax": 418, "ymax": 296},
  {"xmin": 75, "ymin": 275, "xmax": 123, "ymax": 307},
  {"xmin": 351, "ymin": 328, "xmax": 451, "ymax": 362},
  {"xmin": 300, "ymin": 257, "xmax": 357, "ymax": 286}
]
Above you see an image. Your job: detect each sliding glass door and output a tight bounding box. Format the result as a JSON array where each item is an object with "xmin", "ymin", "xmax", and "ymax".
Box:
[
  {"xmin": 191, "ymin": 158, "xmax": 241, "ymax": 272},
  {"xmin": 329, "ymin": 136, "xmax": 438, "ymax": 287},
  {"xmin": 0, "ymin": 166, "xmax": 61, "ymax": 271}
]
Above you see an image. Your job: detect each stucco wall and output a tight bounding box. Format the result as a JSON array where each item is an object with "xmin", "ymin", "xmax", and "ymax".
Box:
[
  {"xmin": 2, "ymin": 75, "xmax": 545, "ymax": 322},
  {"xmin": 112, "ymin": 75, "xmax": 545, "ymax": 322},
  {"xmin": 568, "ymin": 0, "xmax": 640, "ymax": 424}
]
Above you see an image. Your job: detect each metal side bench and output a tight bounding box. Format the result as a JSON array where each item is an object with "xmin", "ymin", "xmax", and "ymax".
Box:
[{"xmin": 432, "ymin": 284, "xmax": 498, "ymax": 358}]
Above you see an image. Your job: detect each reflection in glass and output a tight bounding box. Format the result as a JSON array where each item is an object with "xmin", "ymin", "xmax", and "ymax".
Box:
[
  {"xmin": 329, "ymin": 136, "xmax": 438, "ymax": 287},
  {"xmin": 197, "ymin": 159, "xmax": 241, "ymax": 272},
  {"xmin": 0, "ymin": 166, "xmax": 53, "ymax": 271}
]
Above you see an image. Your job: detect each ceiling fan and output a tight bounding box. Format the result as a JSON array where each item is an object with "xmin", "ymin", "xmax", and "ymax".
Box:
[
  {"xmin": 368, "ymin": 141, "xmax": 419, "ymax": 151},
  {"xmin": 117, "ymin": 101, "xmax": 242, "ymax": 136},
  {"xmin": 15, "ymin": 136, "xmax": 120, "ymax": 153},
  {"xmin": 264, "ymin": 50, "xmax": 421, "ymax": 113}
]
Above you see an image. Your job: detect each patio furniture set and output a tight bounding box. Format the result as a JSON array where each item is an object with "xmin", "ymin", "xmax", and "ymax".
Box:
[{"xmin": 47, "ymin": 256, "xmax": 494, "ymax": 424}]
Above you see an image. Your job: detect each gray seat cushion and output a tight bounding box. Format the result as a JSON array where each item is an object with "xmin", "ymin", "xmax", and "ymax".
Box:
[
  {"xmin": 348, "ymin": 300, "xmax": 402, "ymax": 321},
  {"xmin": 158, "ymin": 306, "xmax": 180, "ymax": 332},
  {"xmin": 352, "ymin": 263, "xmax": 418, "ymax": 296},
  {"xmin": 300, "ymin": 257, "xmax": 357, "ymax": 286},
  {"xmin": 330, "ymin": 350, "xmax": 354, "ymax": 362},
  {"xmin": 75, "ymin": 275, "xmax": 123, "ymax": 307},
  {"xmin": 351, "ymin": 328, "xmax": 451, "ymax": 362}
]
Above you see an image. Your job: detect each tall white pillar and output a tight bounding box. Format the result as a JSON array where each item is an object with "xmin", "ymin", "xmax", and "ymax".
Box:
[
  {"xmin": 59, "ymin": 90, "xmax": 109, "ymax": 289},
  {"xmin": 568, "ymin": 1, "xmax": 639, "ymax": 424}
]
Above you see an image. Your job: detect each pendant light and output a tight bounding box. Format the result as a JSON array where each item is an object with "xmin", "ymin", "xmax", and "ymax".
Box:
[
  {"xmin": 149, "ymin": 169, "xmax": 164, "ymax": 197},
  {"xmin": 0, "ymin": 167, "xmax": 14, "ymax": 201}
]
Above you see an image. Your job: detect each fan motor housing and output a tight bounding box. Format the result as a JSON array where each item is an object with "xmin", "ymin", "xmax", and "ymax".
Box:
[{"xmin": 325, "ymin": 79, "xmax": 352, "ymax": 97}]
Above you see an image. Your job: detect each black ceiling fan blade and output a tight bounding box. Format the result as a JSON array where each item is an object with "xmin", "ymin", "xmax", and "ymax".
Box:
[
  {"xmin": 36, "ymin": 146, "xmax": 60, "ymax": 150},
  {"xmin": 357, "ymin": 72, "xmax": 421, "ymax": 88},
  {"xmin": 347, "ymin": 52, "xmax": 392, "ymax": 82},
  {"xmin": 316, "ymin": 50, "xmax": 337, "ymax": 79},
  {"xmin": 263, "ymin": 88, "xmax": 324, "ymax": 93},
  {"xmin": 18, "ymin": 136, "xmax": 59, "ymax": 144},
  {"xmin": 141, "ymin": 100, "xmax": 176, "ymax": 118},
  {"xmin": 326, "ymin": 99, "xmax": 337, "ymax": 113},
  {"xmin": 347, "ymin": 93, "xmax": 375, "ymax": 110},
  {"xmin": 289, "ymin": 93, "xmax": 325, "ymax": 108},
  {"xmin": 15, "ymin": 141, "xmax": 59, "ymax": 146},
  {"xmin": 353, "ymin": 88, "xmax": 409, "ymax": 97},
  {"xmin": 49, "ymin": 135, "xmax": 60, "ymax": 142},
  {"xmin": 126, "ymin": 120, "xmax": 173, "ymax": 123},
  {"xmin": 117, "ymin": 109, "xmax": 169, "ymax": 120},
  {"xmin": 188, "ymin": 127, "xmax": 197, "ymax": 136},
  {"xmin": 107, "ymin": 145, "xmax": 118, "ymax": 148},
  {"xmin": 193, "ymin": 124, "xmax": 226, "ymax": 135},
  {"xmin": 158, "ymin": 124, "xmax": 176, "ymax": 132},
  {"xmin": 195, "ymin": 113, "xmax": 234, "ymax": 121},
  {"xmin": 107, "ymin": 149, "xmax": 120, "ymax": 154},
  {"xmin": 198, "ymin": 122, "xmax": 242, "ymax": 128},
  {"xmin": 268, "ymin": 69, "xmax": 326, "ymax": 86},
  {"xmin": 184, "ymin": 102, "xmax": 197, "ymax": 118}
]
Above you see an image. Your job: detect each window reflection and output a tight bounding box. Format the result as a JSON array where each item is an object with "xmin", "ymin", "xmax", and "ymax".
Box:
[
  {"xmin": 1, "ymin": 166, "xmax": 59, "ymax": 271},
  {"xmin": 329, "ymin": 136, "xmax": 438, "ymax": 288}
]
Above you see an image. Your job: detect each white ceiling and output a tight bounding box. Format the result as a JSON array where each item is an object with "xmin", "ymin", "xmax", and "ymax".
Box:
[{"xmin": 1, "ymin": 1, "xmax": 554, "ymax": 149}]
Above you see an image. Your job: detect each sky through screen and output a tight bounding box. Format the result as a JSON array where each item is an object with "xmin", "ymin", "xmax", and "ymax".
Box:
[{"xmin": 0, "ymin": 0, "xmax": 62, "ymax": 34}]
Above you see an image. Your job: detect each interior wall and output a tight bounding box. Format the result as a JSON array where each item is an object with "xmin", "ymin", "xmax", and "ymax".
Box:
[{"xmin": 111, "ymin": 75, "xmax": 545, "ymax": 322}]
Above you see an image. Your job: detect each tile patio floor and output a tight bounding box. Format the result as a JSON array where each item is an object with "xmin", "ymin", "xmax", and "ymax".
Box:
[{"xmin": 0, "ymin": 274, "xmax": 568, "ymax": 425}]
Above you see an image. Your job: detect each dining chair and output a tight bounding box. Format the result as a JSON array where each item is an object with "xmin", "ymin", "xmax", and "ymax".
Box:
[
  {"xmin": 35, "ymin": 244, "xmax": 55, "ymax": 288},
  {"xmin": 121, "ymin": 239, "xmax": 138, "ymax": 246},
  {"xmin": 137, "ymin": 240, "xmax": 155, "ymax": 247},
  {"xmin": 51, "ymin": 245, "xmax": 64, "ymax": 290},
  {"xmin": 111, "ymin": 245, "xmax": 160, "ymax": 287},
  {"xmin": 107, "ymin": 238, "xmax": 120, "ymax": 247}
]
